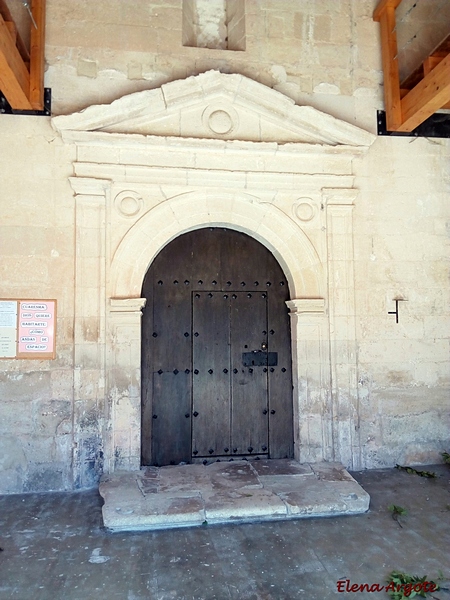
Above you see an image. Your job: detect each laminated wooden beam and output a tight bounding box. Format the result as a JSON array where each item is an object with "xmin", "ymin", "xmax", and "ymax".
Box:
[
  {"xmin": 378, "ymin": 6, "xmax": 402, "ymax": 131},
  {"xmin": 0, "ymin": 13, "xmax": 32, "ymax": 109},
  {"xmin": 399, "ymin": 53, "xmax": 450, "ymax": 132},
  {"xmin": 423, "ymin": 54, "xmax": 450, "ymax": 109},
  {"xmin": 5, "ymin": 21, "xmax": 16, "ymax": 42},
  {"xmin": 0, "ymin": 0, "xmax": 30, "ymax": 64},
  {"xmin": 373, "ymin": 0, "xmax": 402, "ymax": 22},
  {"xmin": 29, "ymin": 0, "xmax": 45, "ymax": 110}
]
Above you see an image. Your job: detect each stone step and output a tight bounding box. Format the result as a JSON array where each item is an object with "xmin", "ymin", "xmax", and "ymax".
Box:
[{"xmin": 99, "ymin": 459, "xmax": 370, "ymax": 532}]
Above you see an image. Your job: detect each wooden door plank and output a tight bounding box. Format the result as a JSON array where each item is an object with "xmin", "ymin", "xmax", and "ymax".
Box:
[
  {"xmin": 192, "ymin": 291, "xmax": 231, "ymax": 457},
  {"xmin": 142, "ymin": 238, "xmax": 193, "ymax": 466},
  {"xmin": 150, "ymin": 275, "xmax": 192, "ymax": 466},
  {"xmin": 150, "ymin": 371, "xmax": 191, "ymax": 465},
  {"xmin": 231, "ymin": 291, "xmax": 268, "ymax": 456},
  {"xmin": 399, "ymin": 53, "xmax": 450, "ymax": 132},
  {"xmin": 29, "ymin": 0, "xmax": 45, "ymax": 110},
  {"xmin": 0, "ymin": 14, "xmax": 31, "ymax": 109},
  {"xmin": 378, "ymin": 6, "xmax": 402, "ymax": 131}
]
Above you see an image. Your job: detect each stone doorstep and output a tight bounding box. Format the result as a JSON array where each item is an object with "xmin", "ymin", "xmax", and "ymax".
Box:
[{"xmin": 99, "ymin": 460, "xmax": 370, "ymax": 532}]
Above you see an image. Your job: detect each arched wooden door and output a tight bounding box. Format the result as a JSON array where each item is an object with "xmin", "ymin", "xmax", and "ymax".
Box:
[{"xmin": 141, "ymin": 228, "xmax": 293, "ymax": 466}]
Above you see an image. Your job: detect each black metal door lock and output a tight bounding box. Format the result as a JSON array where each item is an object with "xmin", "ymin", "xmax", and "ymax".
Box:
[{"xmin": 242, "ymin": 351, "xmax": 278, "ymax": 366}]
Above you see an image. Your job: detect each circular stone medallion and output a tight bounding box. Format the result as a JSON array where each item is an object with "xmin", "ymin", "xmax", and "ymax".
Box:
[
  {"xmin": 114, "ymin": 191, "xmax": 143, "ymax": 218},
  {"xmin": 208, "ymin": 110, "xmax": 233, "ymax": 134},
  {"xmin": 293, "ymin": 199, "xmax": 316, "ymax": 222},
  {"xmin": 202, "ymin": 104, "xmax": 239, "ymax": 137}
]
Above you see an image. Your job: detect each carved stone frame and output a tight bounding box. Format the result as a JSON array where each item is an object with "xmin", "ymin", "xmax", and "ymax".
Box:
[
  {"xmin": 69, "ymin": 167, "xmax": 362, "ymax": 486},
  {"xmin": 57, "ymin": 73, "xmax": 373, "ymax": 485}
]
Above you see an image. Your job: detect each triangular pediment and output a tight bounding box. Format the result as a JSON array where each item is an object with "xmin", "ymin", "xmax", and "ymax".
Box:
[{"xmin": 52, "ymin": 70, "xmax": 375, "ymax": 147}]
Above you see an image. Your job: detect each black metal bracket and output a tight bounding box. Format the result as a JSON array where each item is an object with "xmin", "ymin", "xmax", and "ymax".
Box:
[
  {"xmin": 0, "ymin": 88, "xmax": 51, "ymax": 117},
  {"xmin": 377, "ymin": 110, "xmax": 450, "ymax": 138},
  {"xmin": 388, "ymin": 299, "xmax": 406, "ymax": 324}
]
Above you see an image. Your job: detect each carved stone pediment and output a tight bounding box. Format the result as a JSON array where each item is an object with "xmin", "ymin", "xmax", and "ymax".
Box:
[{"xmin": 52, "ymin": 70, "xmax": 375, "ymax": 147}]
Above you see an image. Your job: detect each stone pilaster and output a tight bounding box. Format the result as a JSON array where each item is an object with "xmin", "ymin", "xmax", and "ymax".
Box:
[
  {"xmin": 107, "ymin": 298, "xmax": 147, "ymax": 472},
  {"xmin": 69, "ymin": 177, "xmax": 110, "ymax": 487},
  {"xmin": 323, "ymin": 188, "xmax": 361, "ymax": 469},
  {"xmin": 286, "ymin": 298, "xmax": 332, "ymax": 464}
]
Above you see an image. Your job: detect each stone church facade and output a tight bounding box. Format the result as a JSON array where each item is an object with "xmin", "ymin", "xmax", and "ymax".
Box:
[{"xmin": 0, "ymin": 0, "xmax": 448, "ymax": 493}]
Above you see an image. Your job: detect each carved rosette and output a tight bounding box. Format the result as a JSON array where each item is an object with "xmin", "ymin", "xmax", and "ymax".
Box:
[
  {"xmin": 292, "ymin": 198, "xmax": 317, "ymax": 223},
  {"xmin": 114, "ymin": 191, "xmax": 143, "ymax": 218},
  {"xmin": 202, "ymin": 104, "xmax": 239, "ymax": 136}
]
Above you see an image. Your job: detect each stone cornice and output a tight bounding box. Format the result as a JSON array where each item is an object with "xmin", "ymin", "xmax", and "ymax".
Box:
[{"xmin": 52, "ymin": 71, "xmax": 376, "ymax": 148}]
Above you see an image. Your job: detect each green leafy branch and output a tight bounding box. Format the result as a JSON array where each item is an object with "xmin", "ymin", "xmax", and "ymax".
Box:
[
  {"xmin": 386, "ymin": 571, "xmax": 439, "ymax": 599},
  {"xmin": 388, "ymin": 504, "xmax": 407, "ymax": 528},
  {"xmin": 395, "ymin": 464, "xmax": 437, "ymax": 478}
]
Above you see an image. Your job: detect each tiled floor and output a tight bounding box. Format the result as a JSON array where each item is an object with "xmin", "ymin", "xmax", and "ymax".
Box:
[{"xmin": 0, "ymin": 464, "xmax": 449, "ymax": 600}]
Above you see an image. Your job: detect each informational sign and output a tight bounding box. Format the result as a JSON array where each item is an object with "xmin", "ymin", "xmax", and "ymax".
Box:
[
  {"xmin": 0, "ymin": 300, "xmax": 17, "ymax": 358},
  {"xmin": 0, "ymin": 299, "xmax": 56, "ymax": 359}
]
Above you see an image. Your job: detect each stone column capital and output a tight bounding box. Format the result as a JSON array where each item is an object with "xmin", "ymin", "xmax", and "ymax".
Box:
[
  {"xmin": 69, "ymin": 176, "xmax": 111, "ymax": 197},
  {"xmin": 321, "ymin": 188, "xmax": 359, "ymax": 206},
  {"xmin": 109, "ymin": 298, "xmax": 147, "ymax": 314},
  {"xmin": 286, "ymin": 298, "xmax": 326, "ymax": 315}
]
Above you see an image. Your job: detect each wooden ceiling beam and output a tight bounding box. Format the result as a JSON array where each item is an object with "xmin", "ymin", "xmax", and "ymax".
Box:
[
  {"xmin": 378, "ymin": 6, "xmax": 402, "ymax": 130},
  {"xmin": 29, "ymin": 0, "xmax": 45, "ymax": 110},
  {"xmin": 373, "ymin": 0, "xmax": 402, "ymax": 23},
  {"xmin": 0, "ymin": 13, "xmax": 32, "ymax": 109},
  {"xmin": 399, "ymin": 53, "xmax": 450, "ymax": 132},
  {"xmin": 423, "ymin": 54, "xmax": 450, "ymax": 108},
  {"xmin": 374, "ymin": 0, "xmax": 450, "ymax": 132},
  {"xmin": 0, "ymin": 0, "xmax": 30, "ymax": 64},
  {"xmin": 0, "ymin": 0, "xmax": 45, "ymax": 111}
]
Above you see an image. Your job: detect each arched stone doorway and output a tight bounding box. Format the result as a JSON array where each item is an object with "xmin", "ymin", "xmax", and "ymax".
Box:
[
  {"xmin": 141, "ymin": 227, "xmax": 293, "ymax": 466},
  {"xmin": 54, "ymin": 70, "xmax": 374, "ymax": 485}
]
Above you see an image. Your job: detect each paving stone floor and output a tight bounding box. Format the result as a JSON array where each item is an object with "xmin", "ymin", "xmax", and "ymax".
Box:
[
  {"xmin": 100, "ymin": 460, "xmax": 370, "ymax": 531},
  {"xmin": 0, "ymin": 464, "xmax": 449, "ymax": 600}
]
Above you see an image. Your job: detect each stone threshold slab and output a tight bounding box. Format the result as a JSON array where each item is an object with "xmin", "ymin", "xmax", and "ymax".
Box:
[{"xmin": 99, "ymin": 460, "xmax": 370, "ymax": 532}]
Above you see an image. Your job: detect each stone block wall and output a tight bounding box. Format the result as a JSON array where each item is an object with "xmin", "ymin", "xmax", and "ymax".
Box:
[
  {"xmin": 0, "ymin": 117, "xmax": 75, "ymax": 492},
  {"xmin": 0, "ymin": 0, "xmax": 448, "ymax": 493},
  {"xmin": 354, "ymin": 138, "xmax": 450, "ymax": 467},
  {"xmin": 45, "ymin": 0, "xmax": 382, "ymax": 131}
]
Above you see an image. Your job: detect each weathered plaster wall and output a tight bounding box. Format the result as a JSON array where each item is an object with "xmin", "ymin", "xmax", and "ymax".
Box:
[
  {"xmin": 354, "ymin": 138, "xmax": 450, "ymax": 467},
  {"xmin": 0, "ymin": 118, "xmax": 76, "ymax": 492},
  {"xmin": 45, "ymin": 0, "xmax": 381, "ymax": 131},
  {"xmin": 0, "ymin": 0, "xmax": 448, "ymax": 493}
]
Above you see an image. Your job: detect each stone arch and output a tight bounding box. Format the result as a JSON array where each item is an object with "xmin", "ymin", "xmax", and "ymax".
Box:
[{"xmin": 110, "ymin": 190, "xmax": 324, "ymax": 300}]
